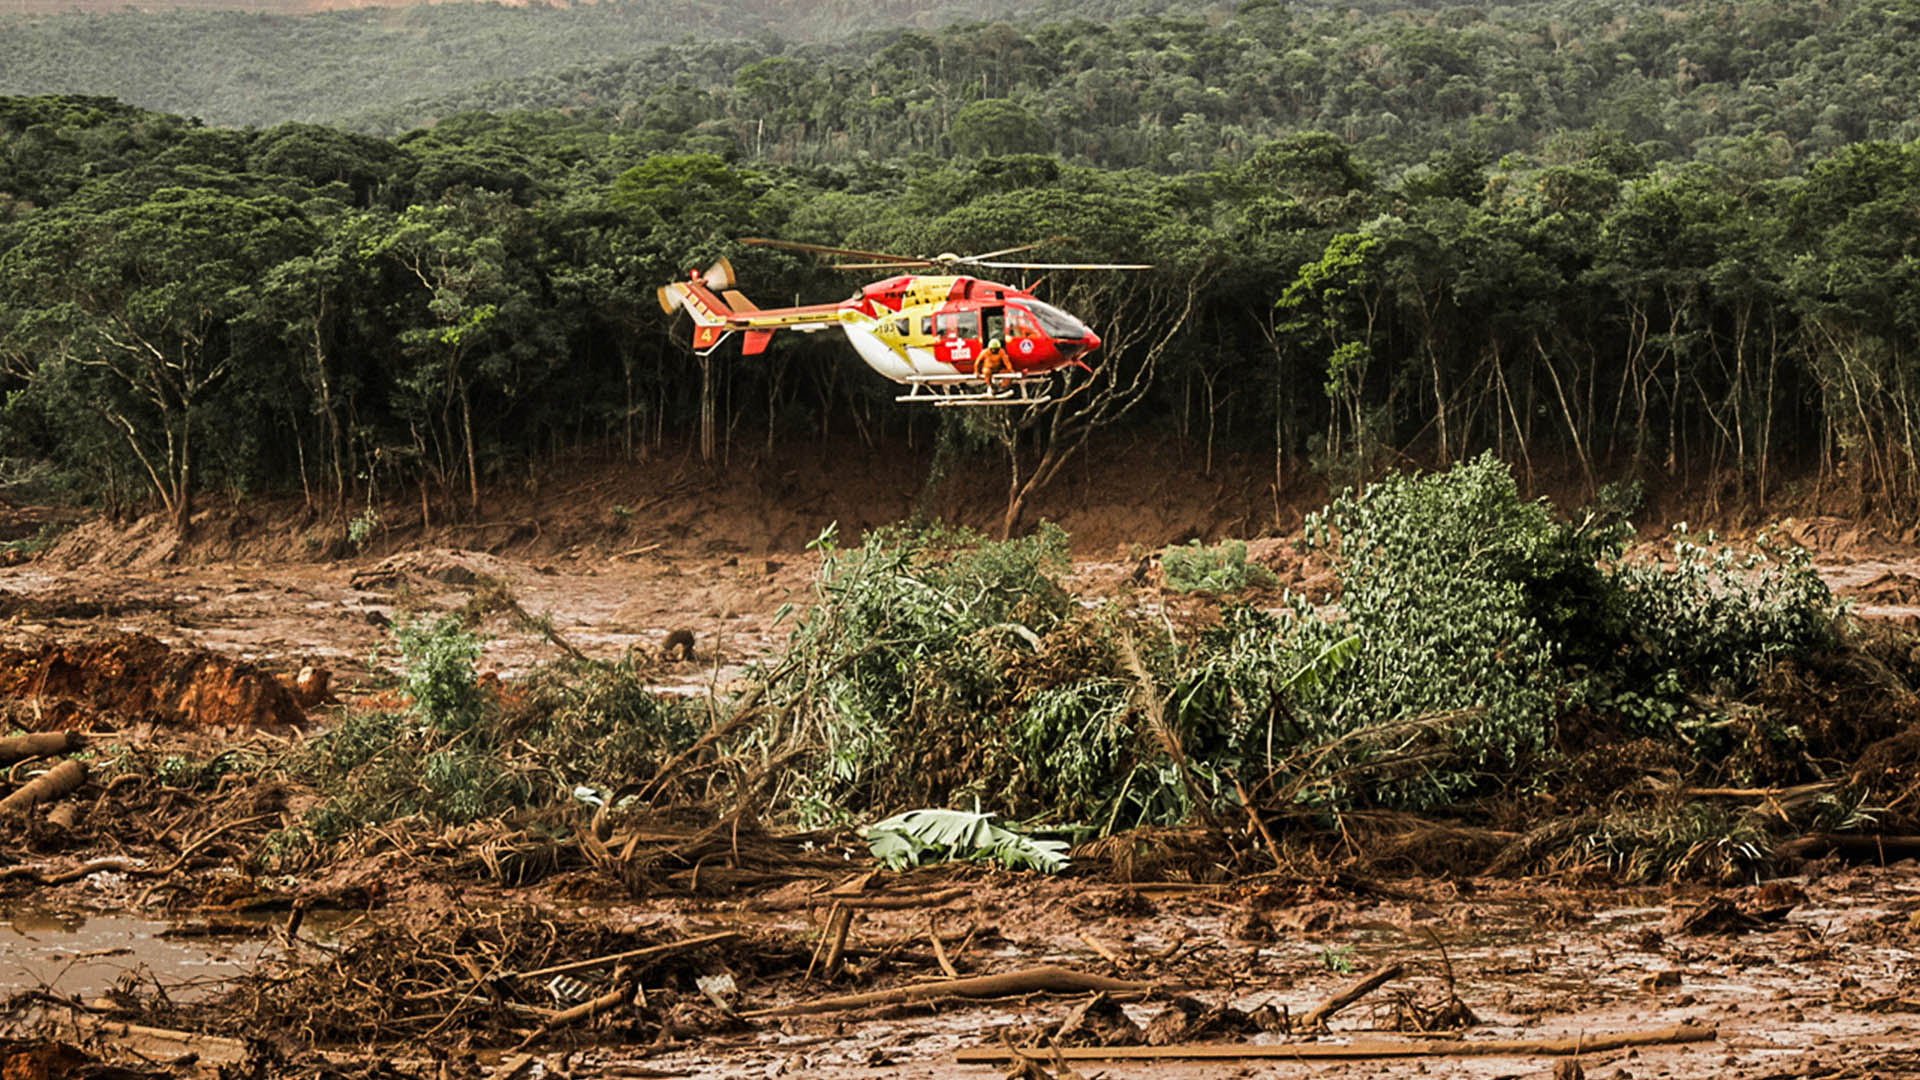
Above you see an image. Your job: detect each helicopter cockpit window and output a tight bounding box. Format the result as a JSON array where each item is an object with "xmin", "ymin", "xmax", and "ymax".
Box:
[
  {"xmin": 983, "ymin": 308, "xmax": 1005, "ymax": 342},
  {"xmin": 919, "ymin": 316, "xmax": 933, "ymax": 336},
  {"xmin": 1020, "ymin": 299, "xmax": 1092, "ymax": 340}
]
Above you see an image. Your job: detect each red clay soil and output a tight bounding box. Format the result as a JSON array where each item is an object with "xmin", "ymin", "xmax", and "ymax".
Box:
[{"xmin": 0, "ymin": 634, "xmax": 306, "ymax": 732}]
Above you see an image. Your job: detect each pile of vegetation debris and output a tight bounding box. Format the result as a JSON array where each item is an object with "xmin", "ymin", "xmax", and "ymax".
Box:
[
  {"xmin": 7, "ymin": 457, "xmax": 1920, "ymax": 1077},
  {"xmin": 7, "ymin": 457, "xmax": 1913, "ymax": 899},
  {"xmin": 34, "ymin": 454, "xmax": 1877, "ymax": 897}
]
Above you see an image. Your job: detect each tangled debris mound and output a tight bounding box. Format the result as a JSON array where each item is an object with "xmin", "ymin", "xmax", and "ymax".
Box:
[
  {"xmin": 163, "ymin": 908, "xmax": 764, "ymax": 1047},
  {"xmin": 1844, "ymin": 569, "xmax": 1920, "ymax": 606},
  {"xmin": 348, "ymin": 548, "xmax": 533, "ymax": 591},
  {"xmin": 0, "ymin": 634, "xmax": 305, "ymax": 731}
]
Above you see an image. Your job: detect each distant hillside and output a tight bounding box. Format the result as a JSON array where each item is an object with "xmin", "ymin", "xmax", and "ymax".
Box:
[
  {"xmin": 0, "ymin": 0, "xmax": 481, "ymax": 12},
  {"xmin": 0, "ymin": 0, "xmax": 1142, "ymax": 128}
]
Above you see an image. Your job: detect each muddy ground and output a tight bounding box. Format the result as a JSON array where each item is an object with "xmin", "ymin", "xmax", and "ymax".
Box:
[{"xmin": 2, "ymin": 461, "xmax": 1919, "ymax": 1079}]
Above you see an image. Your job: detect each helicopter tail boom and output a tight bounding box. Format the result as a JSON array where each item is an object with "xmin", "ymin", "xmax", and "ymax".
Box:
[{"xmin": 660, "ymin": 262, "xmax": 851, "ymax": 356}]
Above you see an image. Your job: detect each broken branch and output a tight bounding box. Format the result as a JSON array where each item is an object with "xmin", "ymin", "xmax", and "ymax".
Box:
[
  {"xmin": 743, "ymin": 964, "xmax": 1151, "ymax": 1018},
  {"xmin": 1300, "ymin": 962, "xmax": 1405, "ymax": 1031},
  {"xmin": 511, "ymin": 930, "xmax": 740, "ymax": 981},
  {"xmin": 955, "ymin": 1023, "xmax": 1717, "ymax": 1062}
]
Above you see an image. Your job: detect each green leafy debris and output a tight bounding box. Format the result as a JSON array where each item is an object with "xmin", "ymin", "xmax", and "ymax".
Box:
[
  {"xmin": 864, "ymin": 808, "xmax": 1069, "ymax": 873},
  {"xmin": 1160, "ymin": 539, "xmax": 1279, "ymax": 594}
]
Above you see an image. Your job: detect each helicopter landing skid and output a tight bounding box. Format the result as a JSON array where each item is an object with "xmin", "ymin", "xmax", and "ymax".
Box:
[{"xmin": 894, "ymin": 374, "xmax": 1053, "ymax": 407}]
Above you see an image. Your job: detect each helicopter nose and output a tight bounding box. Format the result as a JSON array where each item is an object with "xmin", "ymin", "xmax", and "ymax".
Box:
[{"xmin": 1057, "ymin": 330, "xmax": 1101, "ymax": 363}]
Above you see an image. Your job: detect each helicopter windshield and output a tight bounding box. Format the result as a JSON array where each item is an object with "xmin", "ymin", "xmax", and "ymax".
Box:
[{"xmin": 1020, "ymin": 299, "xmax": 1091, "ymax": 341}]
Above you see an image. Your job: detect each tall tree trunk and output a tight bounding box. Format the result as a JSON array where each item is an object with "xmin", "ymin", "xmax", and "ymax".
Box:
[
  {"xmin": 462, "ymin": 381, "xmax": 480, "ymax": 515},
  {"xmin": 174, "ymin": 419, "xmax": 193, "ymax": 539},
  {"xmin": 699, "ymin": 356, "xmax": 717, "ymax": 462}
]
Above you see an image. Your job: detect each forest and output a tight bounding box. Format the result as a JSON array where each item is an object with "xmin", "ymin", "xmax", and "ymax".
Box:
[{"xmin": 2, "ymin": 0, "xmax": 1919, "ymax": 534}]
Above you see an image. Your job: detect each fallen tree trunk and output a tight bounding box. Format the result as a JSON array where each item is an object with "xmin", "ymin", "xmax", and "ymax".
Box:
[
  {"xmin": 70, "ymin": 1017, "xmax": 249, "ymax": 1067},
  {"xmin": 955, "ymin": 1023, "xmax": 1717, "ymax": 1062},
  {"xmin": 744, "ymin": 965, "xmax": 1151, "ymax": 1018},
  {"xmin": 0, "ymin": 730, "xmax": 81, "ymax": 765},
  {"xmin": 1774, "ymin": 834, "xmax": 1920, "ymax": 862},
  {"xmin": 1300, "ymin": 962, "xmax": 1405, "ymax": 1031},
  {"xmin": 0, "ymin": 759, "xmax": 86, "ymax": 814}
]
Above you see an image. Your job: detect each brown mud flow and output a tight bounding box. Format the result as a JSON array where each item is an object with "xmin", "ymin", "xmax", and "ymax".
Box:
[
  {"xmin": 4, "ymin": 476, "xmax": 1920, "ymax": 1078},
  {"xmin": 0, "ymin": 910, "xmax": 271, "ymax": 1002}
]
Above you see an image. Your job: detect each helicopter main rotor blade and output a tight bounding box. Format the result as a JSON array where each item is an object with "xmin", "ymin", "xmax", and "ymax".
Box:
[
  {"xmin": 972, "ymin": 260, "xmax": 1155, "ymax": 271},
  {"xmin": 739, "ymin": 237, "xmax": 923, "ymax": 264},
  {"xmin": 958, "ymin": 240, "xmax": 1052, "ymax": 262},
  {"xmin": 829, "ymin": 260, "xmax": 938, "ymax": 271}
]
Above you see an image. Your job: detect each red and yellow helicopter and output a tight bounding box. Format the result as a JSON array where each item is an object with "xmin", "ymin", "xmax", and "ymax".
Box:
[{"xmin": 657, "ymin": 238, "xmax": 1149, "ymax": 406}]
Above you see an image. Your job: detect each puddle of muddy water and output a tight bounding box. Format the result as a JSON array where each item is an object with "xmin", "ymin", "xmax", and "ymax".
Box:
[{"xmin": 0, "ymin": 908, "xmax": 273, "ymax": 1001}]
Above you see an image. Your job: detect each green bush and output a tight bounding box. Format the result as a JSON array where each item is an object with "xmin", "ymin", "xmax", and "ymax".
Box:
[
  {"xmin": 1160, "ymin": 539, "xmax": 1279, "ymax": 594},
  {"xmin": 292, "ymin": 620, "xmax": 699, "ymax": 844},
  {"xmin": 1258, "ymin": 454, "xmax": 1847, "ymax": 809},
  {"xmin": 756, "ymin": 521, "xmax": 1135, "ymax": 825},
  {"xmin": 393, "ymin": 614, "xmax": 488, "ymax": 734}
]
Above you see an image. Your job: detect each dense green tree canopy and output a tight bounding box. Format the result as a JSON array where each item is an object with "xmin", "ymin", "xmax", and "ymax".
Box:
[{"xmin": 4, "ymin": 0, "xmax": 1920, "ymax": 527}]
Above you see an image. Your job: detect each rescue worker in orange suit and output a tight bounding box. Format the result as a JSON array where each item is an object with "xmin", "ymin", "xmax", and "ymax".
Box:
[{"xmin": 976, "ymin": 336, "xmax": 1011, "ymax": 392}]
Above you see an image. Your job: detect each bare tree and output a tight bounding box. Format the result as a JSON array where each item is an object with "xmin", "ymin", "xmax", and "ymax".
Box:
[{"xmin": 976, "ymin": 265, "xmax": 1216, "ymax": 537}]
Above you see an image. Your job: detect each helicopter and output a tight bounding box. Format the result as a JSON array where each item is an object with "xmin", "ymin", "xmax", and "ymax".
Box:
[{"xmin": 656, "ymin": 238, "xmax": 1149, "ymax": 406}]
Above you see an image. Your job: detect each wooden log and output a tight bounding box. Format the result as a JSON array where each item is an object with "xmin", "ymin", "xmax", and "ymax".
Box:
[
  {"xmin": 821, "ymin": 904, "xmax": 857, "ymax": 979},
  {"xmin": 953, "ymin": 1022, "xmax": 1718, "ymax": 1063},
  {"xmin": 743, "ymin": 964, "xmax": 1151, "ymax": 1018},
  {"xmin": 71, "ymin": 1017, "xmax": 249, "ymax": 1066},
  {"xmin": 829, "ymin": 887, "xmax": 972, "ymax": 910},
  {"xmin": 0, "ymin": 730, "xmax": 81, "ymax": 765},
  {"xmin": 511, "ymin": 930, "xmax": 740, "ymax": 981},
  {"xmin": 1774, "ymin": 834, "xmax": 1920, "ymax": 862},
  {"xmin": 0, "ymin": 758, "xmax": 86, "ymax": 814},
  {"xmin": 1300, "ymin": 962, "xmax": 1405, "ymax": 1031}
]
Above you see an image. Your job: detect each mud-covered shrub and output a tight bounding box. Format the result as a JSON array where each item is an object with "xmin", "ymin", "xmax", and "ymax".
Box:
[
  {"xmin": 292, "ymin": 625, "xmax": 699, "ymax": 844},
  {"xmin": 1268, "ymin": 454, "xmax": 1847, "ymax": 809},
  {"xmin": 501, "ymin": 658, "xmax": 702, "ymax": 787},
  {"xmin": 1594, "ymin": 533, "xmax": 1839, "ymax": 713},
  {"xmin": 1160, "ymin": 539, "xmax": 1278, "ymax": 594},
  {"xmin": 758, "ymin": 521, "xmax": 1149, "ymax": 824},
  {"xmin": 393, "ymin": 614, "xmax": 488, "ymax": 734},
  {"xmin": 1285, "ymin": 454, "xmax": 1577, "ymax": 806},
  {"xmin": 752, "ymin": 461, "xmax": 1848, "ymax": 835},
  {"xmin": 296, "ymin": 708, "xmax": 536, "ymax": 841},
  {"xmin": 1562, "ymin": 803, "xmax": 1770, "ymax": 883}
]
